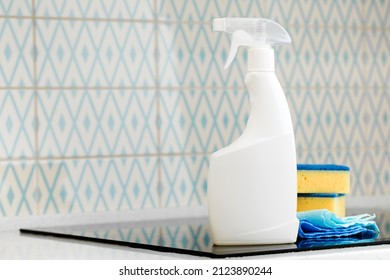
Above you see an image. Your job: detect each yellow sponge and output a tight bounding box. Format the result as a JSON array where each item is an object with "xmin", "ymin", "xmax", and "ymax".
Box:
[
  {"xmin": 297, "ymin": 164, "xmax": 350, "ymax": 194},
  {"xmin": 297, "ymin": 194, "xmax": 346, "ymax": 217}
]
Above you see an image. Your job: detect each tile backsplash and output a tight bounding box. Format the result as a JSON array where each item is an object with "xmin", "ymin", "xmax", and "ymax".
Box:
[{"xmin": 0, "ymin": 0, "xmax": 389, "ymax": 217}]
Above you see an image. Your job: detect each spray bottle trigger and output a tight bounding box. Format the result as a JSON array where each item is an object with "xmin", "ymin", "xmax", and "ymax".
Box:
[{"xmin": 224, "ymin": 30, "xmax": 255, "ymax": 69}]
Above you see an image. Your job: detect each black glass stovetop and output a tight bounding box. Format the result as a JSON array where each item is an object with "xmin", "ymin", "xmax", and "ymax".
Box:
[{"xmin": 20, "ymin": 209, "xmax": 390, "ymax": 258}]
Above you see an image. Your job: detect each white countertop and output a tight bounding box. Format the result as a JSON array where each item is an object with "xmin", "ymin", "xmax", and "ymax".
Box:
[{"xmin": 1, "ymin": 203, "xmax": 390, "ymax": 260}]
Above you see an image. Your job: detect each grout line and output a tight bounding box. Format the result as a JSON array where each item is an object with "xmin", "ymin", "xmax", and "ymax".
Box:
[
  {"xmin": 1, "ymin": 15, "xmax": 389, "ymax": 31},
  {"xmin": 153, "ymin": 0, "xmax": 163, "ymax": 209},
  {"xmin": 155, "ymin": 2, "xmax": 162, "ymax": 209},
  {"xmin": 361, "ymin": 0, "xmax": 370, "ymax": 156},
  {"xmin": 31, "ymin": 0, "xmax": 40, "ymax": 216},
  {"xmin": 0, "ymin": 152, "xmax": 211, "ymax": 163},
  {"xmin": 0, "ymin": 86, "xmax": 245, "ymax": 90},
  {"xmin": 32, "ymin": 3, "xmax": 38, "ymax": 158},
  {"xmin": 32, "ymin": 0, "xmax": 39, "ymax": 216},
  {"xmin": 362, "ymin": 3, "xmax": 369, "ymax": 89},
  {"xmin": 0, "ymin": 15, "xmax": 156, "ymax": 23},
  {"xmin": 0, "ymin": 146, "xmax": 388, "ymax": 163},
  {"xmin": 0, "ymin": 85, "xmax": 389, "ymax": 91}
]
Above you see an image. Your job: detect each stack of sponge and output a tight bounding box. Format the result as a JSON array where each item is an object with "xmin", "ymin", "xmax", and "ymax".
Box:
[{"xmin": 297, "ymin": 164, "xmax": 350, "ymax": 217}]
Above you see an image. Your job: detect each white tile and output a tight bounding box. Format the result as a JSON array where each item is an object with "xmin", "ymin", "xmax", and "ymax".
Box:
[
  {"xmin": 0, "ymin": 18, "xmax": 34, "ymax": 87},
  {"xmin": 0, "ymin": 160, "xmax": 37, "ymax": 217},
  {"xmin": 0, "ymin": 89, "xmax": 35, "ymax": 159},
  {"xmin": 37, "ymin": 157, "xmax": 159, "ymax": 215},
  {"xmin": 35, "ymin": 0, "xmax": 154, "ymax": 20},
  {"xmin": 38, "ymin": 89, "xmax": 158, "ymax": 157},
  {"xmin": 36, "ymin": 19, "xmax": 156, "ymax": 87}
]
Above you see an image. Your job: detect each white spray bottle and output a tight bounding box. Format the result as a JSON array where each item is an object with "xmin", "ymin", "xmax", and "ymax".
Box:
[{"xmin": 208, "ymin": 18, "xmax": 299, "ymax": 245}]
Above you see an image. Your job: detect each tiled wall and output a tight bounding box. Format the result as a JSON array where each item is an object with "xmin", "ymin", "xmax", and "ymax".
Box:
[{"xmin": 0, "ymin": 0, "xmax": 389, "ymax": 217}]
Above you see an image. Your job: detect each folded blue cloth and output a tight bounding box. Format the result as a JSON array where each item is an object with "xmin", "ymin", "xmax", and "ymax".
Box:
[{"xmin": 297, "ymin": 209, "xmax": 380, "ymax": 240}]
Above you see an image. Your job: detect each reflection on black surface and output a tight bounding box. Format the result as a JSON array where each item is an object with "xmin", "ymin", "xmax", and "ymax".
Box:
[
  {"xmin": 72, "ymin": 222, "xmax": 212, "ymax": 252},
  {"xmin": 20, "ymin": 210, "xmax": 390, "ymax": 258},
  {"xmin": 296, "ymin": 236, "xmax": 379, "ymax": 249}
]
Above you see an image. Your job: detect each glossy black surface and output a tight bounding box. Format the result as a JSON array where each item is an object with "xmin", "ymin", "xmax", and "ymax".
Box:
[{"xmin": 20, "ymin": 209, "xmax": 390, "ymax": 258}]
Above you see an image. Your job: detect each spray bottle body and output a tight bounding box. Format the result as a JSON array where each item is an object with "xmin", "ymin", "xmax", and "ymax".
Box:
[
  {"xmin": 208, "ymin": 70, "xmax": 299, "ymax": 245},
  {"xmin": 208, "ymin": 18, "xmax": 299, "ymax": 245}
]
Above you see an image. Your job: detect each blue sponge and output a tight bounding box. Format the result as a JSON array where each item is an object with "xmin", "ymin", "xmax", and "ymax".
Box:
[{"xmin": 297, "ymin": 164, "xmax": 350, "ymax": 171}]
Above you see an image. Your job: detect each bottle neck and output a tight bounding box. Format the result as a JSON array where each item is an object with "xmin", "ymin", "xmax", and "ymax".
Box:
[{"xmin": 247, "ymin": 47, "xmax": 275, "ymax": 72}]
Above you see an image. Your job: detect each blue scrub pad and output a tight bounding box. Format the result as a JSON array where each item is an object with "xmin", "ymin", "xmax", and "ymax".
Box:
[
  {"xmin": 297, "ymin": 209, "xmax": 379, "ymax": 240},
  {"xmin": 297, "ymin": 164, "xmax": 350, "ymax": 171},
  {"xmin": 297, "ymin": 193, "xmax": 345, "ymax": 198}
]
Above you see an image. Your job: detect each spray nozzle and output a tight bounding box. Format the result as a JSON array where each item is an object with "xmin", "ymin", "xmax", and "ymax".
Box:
[{"xmin": 213, "ymin": 18, "xmax": 291, "ymax": 69}]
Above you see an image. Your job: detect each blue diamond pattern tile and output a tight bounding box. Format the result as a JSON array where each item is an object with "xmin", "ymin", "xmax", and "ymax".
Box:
[
  {"xmin": 157, "ymin": 20, "xmax": 365, "ymax": 89},
  {"xmin": 268, "ymin": 0, "xmax": 313, "ymax": 27},
  {"xmin": 353, "ymin": 90, "xmax": 389, "ymax": 148},
  {"xmin": 36, "ymin": 19, "xmax": 156, "ymax": 87},
  {"xmin": 37, "ymin": 157, "xmax": 159, "ymax": 215},
  {"xmin": 266, "ymin": 0, "xmax": 363, "ymax": 28},
  {"xmin": 363, "ymin": 0, "xmax": 390, "ymax": 28},
  {"xmin": 0, "ymin": 18, "xmax": 34, "ymax": 87},
  {"xmin": 0, "ymin": 160, "xmax": 37, "ymax": 217},
  {"xmin": 362, "ymin": 149, "xmax": 390, "ymax": 196},
  {"xmin": 158, "ymin": 22, "xmax": 246, "ymax": 87},
  {"xmin": 360, "ymin": 88, "xmax": 390, "ymax": 150},
  {"xmin": 0, "ymin": 0, "xmax": 32, "ymax": 17},
  {"xmin": 276, "ymin": 26, "xmax": 365, "ymax": 88},
  {"xmin": 364, "ymin": 29, "xmax": 390, "ymax": 87},
  {"xmin": 35, "ymin": 0, "xmax": 154, "ymax": 20},
  {"xmin": 160, "ymin": 88, "xmax": 249, "ymax": 153},
  {"xmin": 0, "ymin": 90, "xmax": 35, "ymax": 159},
  {"xmin": 38, "ymin": 89, "xmax": 158, "ymax": 157},
  {"xmin": 158, "ymin": 0, "xmax": 265, "ymax": 22},
  {"xmin": 160, "ymin": 155, "xmax": 209, "ymax": 208},
  {"xmin": 287, "ymin": 88, "xmax": 367, "ymax": 153}
]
